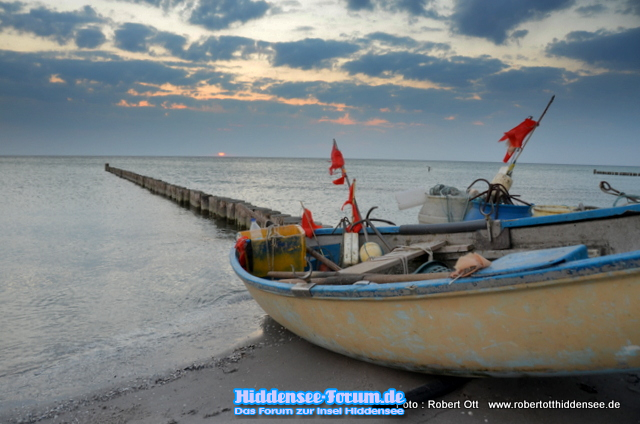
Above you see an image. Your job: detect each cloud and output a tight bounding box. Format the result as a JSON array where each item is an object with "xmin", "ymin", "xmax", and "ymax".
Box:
[
  {"xmin": 117, "ymin": 99, "xmax": 155, "ymax": 107},
  {"xmin": 575, "ymin": 3, "xmax": 607, "ymax": 17},
  {"xmin": 152, "ymin": 31, "xmax": 188, "ymax": 57},
  {"xmin": 183, "ymin": 35, "xmax": 265, "ymax": 61},
  {"xmin": 112, "ymin": 24, "xmax": 263, "ymax": 63},
  {"xmin": 317, "ymin": 112, "xmax": 391, "ymax": 127},
  {"xmin": 450, "ymin": 0, "xmax": 575, "ymax": 44},
  {"xmin": 262, "ymin": 80, "xmax": 328, "ymax": 100},
  {"xmin": 0, "ymin": 49, "xmax": 273, "ymax": 114},
  {"xmin": 126, "ymin": 0, "xmax": 169, "ymax": 7},
  {"xmin": 112, "ymin": 23, "xmax": 263, "ymax": 62},
  {"xmin": 343, "ymin": 51, "xmax": 506, "ymax": 87},
  {"xmin": 0, "ymin": 1, "xmax": 23, "ymax": 13},
  {"xmin": 546, "ymin": 27, "xmax": 640, "ymax": 71},
  {"xmin": 382, "ymin": 0, "xmax": 440, "ymax": 18},
  {"xmin": 365, "ymin": 31, "xmax": 420, "ymax": 48},
  {"xmin": 0, "ymin": 50, "xmax": 192, "ymax": 103},
  {"xmin": 114, "ymin": 23, "xmax": 157, "ymax": 53},
  {"xmin": 0, "ymin": 3, "xmax": 105, "ymax": 45},
  {"xmin": 511, "ymin": 29, "xmax": 528, "ymax": 41},
  {"xmin": 75, "ymin": 27, "xmax": 106, "ymax": 49},
  {"xmin": 113, "ymin": 0, "xmax": 270, "ymax": 30},
  {"xmin": 48, "ymin": 74, "xmax": 65, "ymax": 83},
  {"xmin": 482, "ymin": 66, "xmax": 571, "ymax": 101},
  {"xmin": 0, "ymin": 46, "xmax": 600, "ymax": 131},
  {"xmin": 264, "ymin": 80, "xmax": 472, "ymax": 118},
  {"xmin": 271, "ymin": 38, "xmax": 360, "ymax": 70},
  {"xmin": 80, "ymin": 22, "xmax": 273, "ymax": 62},
  {"xmin": 345, "ymin": 0, "xmax": 375, "ymax": 11},
  {"xmin": 357, "ymin": 32, "xmax": 451, "ymax": 57},
  {"xmin": 188, "ymin": 0, "xmax": 270, "ymax": 30},
  {"xmin": 345, "ymin": 0, "xmax": 441, "ymax": 19},
  {"xmin": 618, "ymin": 0, "xmax": 640, "ymax": 15}
]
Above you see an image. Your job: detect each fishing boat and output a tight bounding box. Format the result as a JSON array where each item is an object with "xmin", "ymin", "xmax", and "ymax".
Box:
[
  {"xmin": 230, "ymin": 203, "xmax": 640, "ymax": 377},
  {"xmin": 231, "ymin": 96, "xmax": 640, "ymax": 376}
]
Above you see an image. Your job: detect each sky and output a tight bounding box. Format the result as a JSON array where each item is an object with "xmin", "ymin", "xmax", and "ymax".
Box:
[{"xmin": 0, "ymin": 0, "xmax": 638, "ymax": 164}]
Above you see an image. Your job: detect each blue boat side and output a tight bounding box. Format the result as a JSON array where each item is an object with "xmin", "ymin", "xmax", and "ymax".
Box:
[
  {"xmin": 501, "ymin": 203, "xmax": 640, "ymax": 228},
  {"xmin": 230, "ymin": 245, "xmax": 640, "ymax": 300}
]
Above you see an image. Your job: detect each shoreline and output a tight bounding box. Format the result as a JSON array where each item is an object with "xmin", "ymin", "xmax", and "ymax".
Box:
[{"xmin": 3, "ymin": 317, "xmax": 639, "ymax": 424}]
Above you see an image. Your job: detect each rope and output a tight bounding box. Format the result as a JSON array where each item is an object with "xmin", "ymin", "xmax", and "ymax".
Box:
[
  {"xmin": 372, "ymin": 244, "xmax": 434, "ymax": 274},
  {"xmin": 467, "ymin": 179, "xmax": 532, "ymax": 206}
]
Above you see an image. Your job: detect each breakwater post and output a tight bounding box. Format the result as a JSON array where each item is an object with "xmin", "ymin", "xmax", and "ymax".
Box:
[
  {"xmin": 594, "ymin": 169, "xmax": 640, "ymax": 176},
  {"xmin": 104, "ymin": 164, "xmax": 302, "ymax": 230}
]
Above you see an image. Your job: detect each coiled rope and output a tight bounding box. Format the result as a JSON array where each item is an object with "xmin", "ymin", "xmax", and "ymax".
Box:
[{"xmin": 466, "ymin": 179, "xmax": 532, "ymax": 206}]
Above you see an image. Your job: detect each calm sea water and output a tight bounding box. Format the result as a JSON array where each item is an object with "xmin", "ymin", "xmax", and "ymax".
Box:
[{"xmin": 1, "ymin": 156, "xmax": 639, "ymax": 411}]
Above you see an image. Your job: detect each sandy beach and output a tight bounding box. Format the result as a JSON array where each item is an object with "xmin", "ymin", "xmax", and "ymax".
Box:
[{"xmin": 3, "ymin": 316, "xmax": 639, "ymax": 424}]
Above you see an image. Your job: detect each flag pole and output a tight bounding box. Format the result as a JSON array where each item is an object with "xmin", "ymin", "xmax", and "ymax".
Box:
[
  {"xmin": 340, "ymin": 160, "xmax": 364, "ymax": 233},
  {"xmin": 331, "ymin": 139, "xmax": 363, "ymax": 232},
  {"xmin": 506, "ymin": 95, "xmax": 555, "ymax": 176}
]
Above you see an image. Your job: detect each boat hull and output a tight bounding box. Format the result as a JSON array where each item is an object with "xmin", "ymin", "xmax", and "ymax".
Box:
[
  {"xmin": 237, "ymin": 264, "xmax": 640, "ymax": 377},
  {"xmin": 231, "ymin": 204, "xmax": 640, "ymax": 377}
]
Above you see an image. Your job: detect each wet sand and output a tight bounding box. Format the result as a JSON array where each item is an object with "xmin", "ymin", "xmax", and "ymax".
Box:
[{"xmin": 4, "ymin": 317, "xmax": 639, "ymax": 424}]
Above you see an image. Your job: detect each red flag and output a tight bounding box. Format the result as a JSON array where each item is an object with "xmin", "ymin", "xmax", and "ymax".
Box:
[
  {"xmin": 341, "ymin": 179, "xmax": 362, "ymax": 233},
  {"xmin": 234, "ymin": 236, "xmax": 249, "ymax": 269},
  {"xmin": 332, "ymin": 175, "xmax": 345, "ymax": 185},
  {"xmin": 499, "ymin": 118, "xmax": 537, "ymax": 162},
  {"xmin": 301, "ymin": 208, "xmax": 322, "ymax": 238},
  {"xmin": 329, "ymin": 139, "xmax": 345, "ymax": 176}
]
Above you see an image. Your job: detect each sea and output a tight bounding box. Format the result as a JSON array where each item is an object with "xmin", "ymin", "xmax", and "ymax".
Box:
[{"xmin": 1, "ymin": 156, "xmax": 639, "ymax": 413}]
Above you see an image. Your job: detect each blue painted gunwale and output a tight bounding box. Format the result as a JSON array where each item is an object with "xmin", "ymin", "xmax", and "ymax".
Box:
[
  {"xmin": 501, "ymin": 202, "xmax": 640, "ymax": 228},
  {"xmin": 230, "ymin": 246, "xmax": 640, "ymax": 300}
]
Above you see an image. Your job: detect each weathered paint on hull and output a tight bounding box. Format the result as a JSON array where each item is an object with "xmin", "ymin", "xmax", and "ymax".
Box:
[{"xmin": 242, "ymin": 269, "xmax": 640, "ymax": 377}]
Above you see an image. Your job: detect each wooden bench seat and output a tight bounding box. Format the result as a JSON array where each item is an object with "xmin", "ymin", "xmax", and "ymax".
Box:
[{"xmin": 338, "ymin": 240, "xmax": 446, "ymax": 275}]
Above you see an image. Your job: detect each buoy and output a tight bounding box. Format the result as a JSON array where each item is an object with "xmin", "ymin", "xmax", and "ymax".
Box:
[
  {"xmin": 360, "ymin": 242, "xmax": 383, "ymax": 262},
  {"xmin": 491, "ymin": 166, "xmax": 513, "ymax": 191}
]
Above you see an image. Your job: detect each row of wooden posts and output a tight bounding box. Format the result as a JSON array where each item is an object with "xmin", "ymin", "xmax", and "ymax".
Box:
[
  {"xmin": 593, "ymin": 169, "xmax": 640, "ymax": 177},
  {"xmin": 105, "ymin": 164, "xmax": 304, "ymax": 230}
]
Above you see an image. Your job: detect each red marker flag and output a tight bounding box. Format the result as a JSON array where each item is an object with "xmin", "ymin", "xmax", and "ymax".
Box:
[
  {"xmin": 301, "ymin": 207, "xmax": 322, "ymax": 238},
  {"xmin": 329, "ymin": 139, "xmax": 346, "ymax": 184},
  {"xmin": 332, "ymin": 175, "xmax": 345, "ymax": 185},
  {"xmin": 341, "ymin": 179, "xmax": 362, "ymax": 233},
  {"xmin": 499, "ymin": 118, "xmax": 537, "ymax": 162}
]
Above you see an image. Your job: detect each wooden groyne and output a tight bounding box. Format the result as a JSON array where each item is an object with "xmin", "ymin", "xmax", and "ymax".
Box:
[
  {"xmin": 104, "ymin": 164, "xmax": 303, "ymax": 230},
  {"xmin": 594, "ymin": 169, "xmax": 639, "ymax": 176}
]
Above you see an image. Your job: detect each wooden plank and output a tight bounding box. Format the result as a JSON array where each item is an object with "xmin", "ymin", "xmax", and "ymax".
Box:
[
  {"xmin": 338, "ymin": 240, "xmax": 446, "ymax": 275},
  {"xmin": 279, "ymin": 271, "xmax": 451, "ymax": 285},
  {"xmin": 438, "ymin": 244, "xmax": 473, "ymax": 253}
]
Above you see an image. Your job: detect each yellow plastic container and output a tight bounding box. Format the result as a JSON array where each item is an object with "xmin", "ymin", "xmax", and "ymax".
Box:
[
  {"xmin": 239, "ymin": 225, "xmax": 306, "ymax": 277},
  {"xmin": 531, "ymin": 205, "xmax": 575, "ymax": 217}
]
